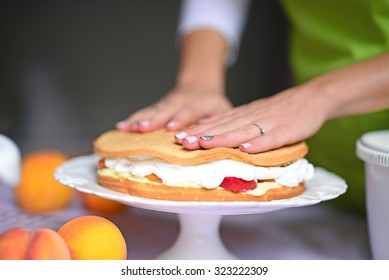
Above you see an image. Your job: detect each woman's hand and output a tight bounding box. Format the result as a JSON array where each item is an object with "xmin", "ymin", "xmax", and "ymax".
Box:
[
  {"xmin": 116, "ymin": 83, "xmax": 232, "ymax": 132},
  {"xmin": 174, "ymin": 83, "xmax": 329, "ymax": 153}
]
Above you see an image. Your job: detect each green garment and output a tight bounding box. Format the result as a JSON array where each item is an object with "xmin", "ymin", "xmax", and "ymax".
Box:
[{"xmin": 281, "ymin": 0, "xmax": 389, "ymax": 214}]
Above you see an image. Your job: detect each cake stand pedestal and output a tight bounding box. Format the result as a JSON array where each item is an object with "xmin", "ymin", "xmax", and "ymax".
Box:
[
  {"xmin": 158, "ymin": 213, "xmax": 236, "ymax": 259},
  {"xmin": 55, "ymin": 154, "xmax": 347, "ymax": 260}
]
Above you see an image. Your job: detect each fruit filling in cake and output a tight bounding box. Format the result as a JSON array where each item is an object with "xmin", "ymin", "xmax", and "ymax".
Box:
[{"xmin": 97, "ymin": 156, "xmax": 314, "ymax": 196}]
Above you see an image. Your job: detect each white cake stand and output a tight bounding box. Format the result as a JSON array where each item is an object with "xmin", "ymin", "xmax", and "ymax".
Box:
[{"xmin": 55, "ymin": 154, "xmax": 347, "ymax": 259}]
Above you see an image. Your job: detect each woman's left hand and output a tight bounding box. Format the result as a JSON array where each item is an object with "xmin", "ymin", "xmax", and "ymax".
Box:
[{"xmin": 175, "ymin": 83, "xmax": 329, "ymax": 153}]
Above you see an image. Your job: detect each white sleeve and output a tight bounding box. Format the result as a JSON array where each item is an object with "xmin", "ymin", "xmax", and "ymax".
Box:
[{"xmin": 177, "ymin": 0, "xmax": 251, "ymax": 64}]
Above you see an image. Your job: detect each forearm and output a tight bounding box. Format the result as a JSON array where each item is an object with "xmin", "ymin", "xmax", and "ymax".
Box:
[
  {"xmin": 308, "ymin": 52, "xmax": 389, "ymax": 120},
  {"xmin": 176, "ymin": 0, "xmax": 250, "ymax": 91},
  {"xmin": 176, "ymin": 29, "xmax": 228, "ymax": 91},
  {"xmin": 178, "ymin": 0, "xmax": 250, "ymax": 65}
]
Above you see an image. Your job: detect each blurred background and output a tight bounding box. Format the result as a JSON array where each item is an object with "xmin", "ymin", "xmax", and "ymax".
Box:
[{"xmin": 0, "ymin": 0, "xmax": 290, "ymax": 156}]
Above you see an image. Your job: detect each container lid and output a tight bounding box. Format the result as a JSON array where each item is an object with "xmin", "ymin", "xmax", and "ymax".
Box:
[{"xmin": 356, "ymin": 130, "xmax": 389, "ymax": 167}]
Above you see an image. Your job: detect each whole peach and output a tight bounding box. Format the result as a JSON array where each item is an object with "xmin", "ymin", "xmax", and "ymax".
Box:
[
  {"xmin": 15, "ymin": 150, "xmax": 74, "ymax": 212},
  {"xmin": 80, "ymin": 193, "xmax": 128, "ymax": 215},
  {"xmin": 58, "ymin": 215, "xmax": 127, "ymax": 260},
  {"xmin": 0, "ymin": 227, "xmax": 71, "ymax": 260}
]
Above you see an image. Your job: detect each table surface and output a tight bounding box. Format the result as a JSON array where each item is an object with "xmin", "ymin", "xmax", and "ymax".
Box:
[{"xmin": 0, "ymin": 182, "xmax": 371, "ymax": 260}]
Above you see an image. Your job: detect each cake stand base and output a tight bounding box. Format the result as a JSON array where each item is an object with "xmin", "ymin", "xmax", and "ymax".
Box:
[{"xmin": 157, "ymin": 213, "xmax": 236, "ymax": 260}]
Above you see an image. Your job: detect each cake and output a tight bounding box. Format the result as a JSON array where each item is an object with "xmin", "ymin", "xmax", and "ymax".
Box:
[{"xmin": 93, "ymin": 130, "xmax": 314, "ymax": 202}]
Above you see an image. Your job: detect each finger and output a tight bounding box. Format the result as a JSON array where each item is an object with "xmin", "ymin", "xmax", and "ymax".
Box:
[
  {"xmin": 239, "ymin": 126, "xmax": 298, "ymax": 153},
  {"xmin": 175, "ymin": 115, "xmax": 250, "ymax": 145},
  {"xmin": 118, "ymin": 105, "xmax": 176, "ymax": 132},
  {"xmin": 116, "ymin": 108, "xmax": 154, "ymax": 132},
  {"xmin": 174, "ymin": 122, "xmax": 214, "ymax": 144},
  {"xmin": 181, "ymin": 135, "xmax": 202, "ymax": 150},
  {"xmin": 197, "ymin": 123, "xmax": 268, "ymax": 149},
  {"xmin": 174, "ymin": 122, "xmax": 218, "ymax": 145},
  {"xmin": 165, "ymin": 109, "xmax": 205, "ymax": 132},
  {"xmin": 180, "ymin": 120, "xmax": 267, "ymax": 150},
  {"xmin": 197, "ymin": 114, "xmax": 223, "ymax": 124},
  {"xmin": 116, "ymin": 120, "xmax": 132, "ymax": 131}
]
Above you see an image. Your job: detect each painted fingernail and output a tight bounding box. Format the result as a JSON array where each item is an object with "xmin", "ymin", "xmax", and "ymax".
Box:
[
  {"xmin": 175, "ymin": 131, "xmax": 187, "ymax": 139},
  {"xmin": 167, "ymin": 120, "xmax": 177, "ymax": 128},
  {"xmin": 140, "ymin": 120, "xmax": 150, "ymax": 126},
  {"xmin": 200, "ymin": 135, "xmax": 214, "ymax": 141},
  {"xmin": 116, "ymin": 121, "xmax": 127, "ymax": 129},
  {"xmin": 185, "ymin": 136, "xmax": 197, "ymax": 144},
  {"xmin": 240, "ymin": 143, "xmax": 251, "ymax": 149},
  {"xmin": 127, "ymin": 120, "xmax": 141, "ymax": 127}
]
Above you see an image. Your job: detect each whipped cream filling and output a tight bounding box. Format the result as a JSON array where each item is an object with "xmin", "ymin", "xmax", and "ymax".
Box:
[{"xmin": 102, "ymin": 156, "xmax": 314, "ymax": 190}]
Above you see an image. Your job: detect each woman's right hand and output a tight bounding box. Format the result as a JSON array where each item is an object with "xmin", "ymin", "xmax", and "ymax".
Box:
[
  {"xmin": 117, "ymin": 29, "xmax": 231, "ymax": 133},
  {"xmin": 116, "ymin": 83, "xmax": 232, "ymax": 133}
]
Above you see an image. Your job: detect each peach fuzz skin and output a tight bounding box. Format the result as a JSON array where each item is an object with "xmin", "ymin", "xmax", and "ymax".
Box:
[
  {"xmin": 58, "ymin": 215, "xmax": 127, "ymax": 260},
  {"xmin": 0, "ymin": 227, "xmax": 71, "ymax": 260},
  {"xmin": 15, "ymin": 150, "xmax": 74, "ymax": 213}
]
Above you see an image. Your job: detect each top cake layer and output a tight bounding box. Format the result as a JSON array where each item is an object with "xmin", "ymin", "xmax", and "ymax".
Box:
[{"xmin": 93, "ymin": 130, "xmax": 308, "ymax": 167}]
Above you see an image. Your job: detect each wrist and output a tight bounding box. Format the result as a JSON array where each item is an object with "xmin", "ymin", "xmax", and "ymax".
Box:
[
  {"xmin": 305, "ymin": 76, "xmax": 341, "ymax": 121},
  {"xmin": 176, "ymin": 29, "xmax": 228, "ymax": 92},
  {"xmin": 176, "ymin": 67, "xmax": 225, "ymax": 92}
]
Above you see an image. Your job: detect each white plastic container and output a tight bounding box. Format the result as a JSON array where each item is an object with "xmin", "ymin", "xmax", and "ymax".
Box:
[
  {"xmin": 0, "ymin": 134, "xmax": 21, "ymax": 188},
  {"xmin": 356, "ymin": 130, "xmax": 389, "ymax": 259}
]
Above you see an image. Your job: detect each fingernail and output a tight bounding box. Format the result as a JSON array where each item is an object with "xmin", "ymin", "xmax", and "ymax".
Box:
[
  {"xmin": 240, "ymin": 143, "xmax": 251, "ymax": 149},
  {"xmin": 175, "ymin": 131, "xmax": 187, "ymax": 139},
  {"xmin": 167, "ymin": 120, "xmax": 177, "ymax": 128},
  {"xmin": 140, "ymin": 120, "xmax": 150, "ymax": 126},
  {"xmin": 200, "ymin": 135, "xmax": 214, "ymax": 141},
  {"xmin": 185, "ymin": 136, "xmax": 197, "ymax": 144},
  {"xmin": 116, "ymin": 121, "xmax": 127, "ymax": 129}
]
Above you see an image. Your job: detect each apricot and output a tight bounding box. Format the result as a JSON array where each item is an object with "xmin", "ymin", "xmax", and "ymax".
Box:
[
  {"xmin": 15, "ymin": 150, "xmax": 74, "ymax": 212},
  {"xmin": 0, "ymin": 227, "xmax": 71, "ymax": 260},
  {"xmin": 58, "ymin": 215, "xmax": 127, "ymax": 260},
  {"xmin": 80, "ymin": 193, "xmax": 128, "ymax": 215}
]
